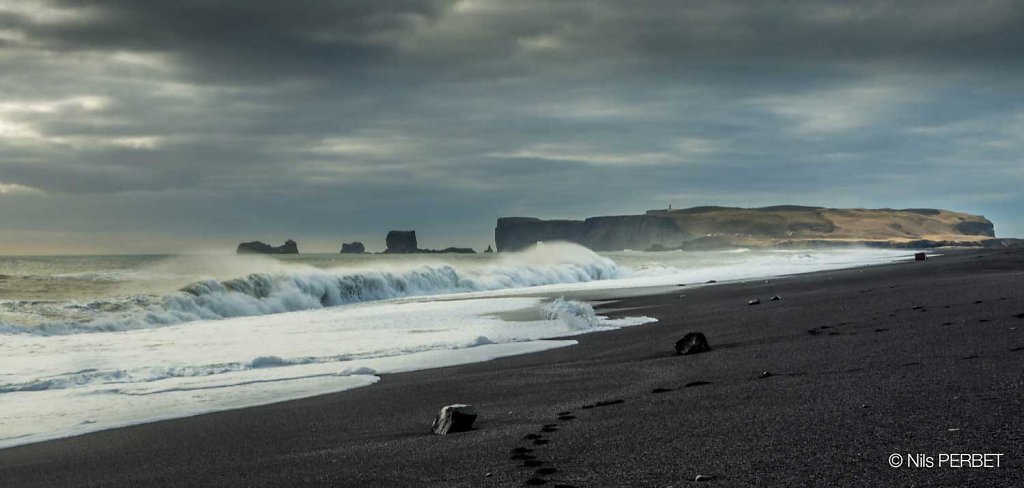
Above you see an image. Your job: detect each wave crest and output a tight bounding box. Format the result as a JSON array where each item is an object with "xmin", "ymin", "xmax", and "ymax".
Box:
[{"xmin": 8, "ymin": 242, "xmax": 619, "ymax": 335}]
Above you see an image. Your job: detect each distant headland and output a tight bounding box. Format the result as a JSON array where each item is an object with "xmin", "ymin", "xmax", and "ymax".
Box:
[
  {"xmin": 495, "ymin": 206, "xmax": 1021, "ymax": 252},
  {"xmin": 236, "ymin": 206, "xmax": 1021, "ymax": 255}
]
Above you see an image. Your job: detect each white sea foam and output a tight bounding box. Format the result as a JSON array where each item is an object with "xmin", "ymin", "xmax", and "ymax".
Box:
[
  {"xmin": 3, "ymin": 242, "xmax": 620, "ymax": 335},
  {"xmin": 0, "ymin": 296, "xmax": 654, "ymax": 448},
  {"xmin": 0, "ymin": 245, "xmax": 918, "ymax": 449}
]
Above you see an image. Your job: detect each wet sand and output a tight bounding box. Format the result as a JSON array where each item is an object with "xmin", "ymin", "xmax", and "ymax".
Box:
[{"xmin": 2, "ymin": 248, "xmax": 1022, "ymax": 487}]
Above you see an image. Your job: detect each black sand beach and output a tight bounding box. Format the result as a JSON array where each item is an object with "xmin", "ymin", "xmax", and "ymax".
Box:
[{"xmin": 2, "ymin": 249, "xmax": 1022, "ymax": 487}]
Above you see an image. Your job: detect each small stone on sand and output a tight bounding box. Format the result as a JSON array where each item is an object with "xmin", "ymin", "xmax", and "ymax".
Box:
[
  {"xmin": 770, "ymin": 295, "xmax": 781, "ymax": 301},
  {"xmin": 675, "ymin": 332, "xmax": 711, "ymax": 355},
  {"xmin": 748, "ymin": 299, "xmax": 761, "ymax": 305},
  {"xmin": 431, "ymin": 404, "xmax": 478, "ymax": 435},
  {"xmin": 695, "ymin": 474, "xmax": 715, "ymax": 482}
]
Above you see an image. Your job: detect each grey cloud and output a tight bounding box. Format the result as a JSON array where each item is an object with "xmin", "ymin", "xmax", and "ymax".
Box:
[{"xmin": 1, "ymin": 1, "xmax": 1023, "ymax": 253}]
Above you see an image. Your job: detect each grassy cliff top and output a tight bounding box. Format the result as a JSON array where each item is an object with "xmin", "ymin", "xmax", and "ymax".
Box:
[{"xmin": 645, "ymin": 206, "xmax": 995, "ymax": 241}]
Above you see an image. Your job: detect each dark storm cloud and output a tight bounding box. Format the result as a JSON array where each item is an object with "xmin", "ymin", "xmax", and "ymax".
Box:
[{"xmin": 1, "ymin": 0, "xmax": 1023, "ymax": 252}]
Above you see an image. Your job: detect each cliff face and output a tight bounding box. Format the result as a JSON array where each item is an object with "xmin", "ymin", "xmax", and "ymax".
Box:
[
  {"xmin": 496, "ymin": 206, "xmax": 997, "ymax": 252},
  {"xmin": 236, "ymin": 239, "xmax": 299, "ymax": 254},
  {"xmin": 495, "ymin": 215, "xmax": 690, "ymax": 252}
]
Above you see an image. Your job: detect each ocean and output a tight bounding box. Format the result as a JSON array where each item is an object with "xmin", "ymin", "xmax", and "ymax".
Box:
[{"xmin": 0, "ymin": 244, "xmax": 917, "ymax": 448}]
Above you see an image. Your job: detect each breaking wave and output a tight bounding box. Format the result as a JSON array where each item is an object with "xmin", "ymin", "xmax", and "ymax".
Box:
[{"xmin": 2, "ymin": 243, "xmax": 620, "ymax": 335}]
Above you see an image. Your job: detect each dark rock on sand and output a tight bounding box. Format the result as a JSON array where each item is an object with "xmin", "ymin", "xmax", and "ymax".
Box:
[
  {"xmin": 748, "ymin": 299, "xmax": 761, "ymax": 305},
  {"xmin": 431, "ymin": 404, "xmax": 477, "ymax": 434},
  {"xmin": 770, "ymin": 295, "xmax": 781, "ymax": 301},
  {"xmin": 695, "ymin": 474, "xmax": 716, "ymax": 482},
  {"xmin": 675, "ymin": 332, "xmax": 711, "ymax": 355},
  {"xmin": 340, "ymin": 242, "xmax": 365, "ymax": 254},
  {"xmin": 236, "ymin": 239, "xmax": 298, "ymax": 254},
  {"xmin": 915, "ymin": 252, "xmax": 927, "ymax": 261}
]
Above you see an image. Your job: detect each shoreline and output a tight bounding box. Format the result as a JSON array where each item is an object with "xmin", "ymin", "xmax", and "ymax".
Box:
[
  {"xmin": 0, "ymin": 249, "xmax": 915, "ymax": 450},
  {"xmin": 2, "ymin": 248, "xmax": 1022, "ymax": 486}
]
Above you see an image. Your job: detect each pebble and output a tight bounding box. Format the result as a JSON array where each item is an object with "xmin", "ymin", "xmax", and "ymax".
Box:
[
  {"xmin": 748, "ymin": 299, "xmax": 761, "ymax": 305},
  {"xmin": 770, "ymin": 295, "xmax": 781, "ymax": 301},
  {"xmin": 695, "ymin": 474, "xmax": 715, "ymax": 482},
  {"xmin": 759, "ymin": 371, "xmax": 772, "ymax": 378}
]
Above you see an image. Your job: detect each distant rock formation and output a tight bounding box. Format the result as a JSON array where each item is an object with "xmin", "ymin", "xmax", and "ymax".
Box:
[
  {"xmin": 411, "ymin": 247, "xmax": 475, "ymax": 254},
  {"xmin": 495, "ymin": 215, "xmax": 689, "ymax": 252},
  {"xmin": 496, "ymin": 206, "xmax": 999, "ymax": 252},
  {"xmin": 384, "ymin": 230, "xmax": 476, "ymax": 254},
  {"xmin": 236, "ymin": 239, "xmax": 298, "ymax": 254},
  {"xmin": 340, "ymin": 242, "xmax": 365, "ymax": 254},
  {"xmin": 384, "ymin": 231, "xmax": 418, "ymax": 254}
]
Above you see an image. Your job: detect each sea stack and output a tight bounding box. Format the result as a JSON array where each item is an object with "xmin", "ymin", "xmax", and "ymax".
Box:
[
  {"xmin": 236, "ymin": 239, "xmax": 299, "ymax": 254},
  {"xmin": 385, "ymin": 231, "xmax": 418, "ymax": 253},
  {"xmin": 340, "ymin": 242, "xmax": 365, "ymax": 254}
]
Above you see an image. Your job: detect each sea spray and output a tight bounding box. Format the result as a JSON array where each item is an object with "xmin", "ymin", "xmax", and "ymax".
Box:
[
  {"xmin": 4, "ymin": 242, "xmax": 620, "ymax": 335},
  {"xmin": 541, "ymin": 297, "xmax": 603, "ymax": 330}
]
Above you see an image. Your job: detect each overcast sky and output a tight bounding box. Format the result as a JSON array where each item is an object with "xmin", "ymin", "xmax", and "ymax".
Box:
[{"xmin": 1, "ymin": 0, "xmax": 1022, "ymax": 254}]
